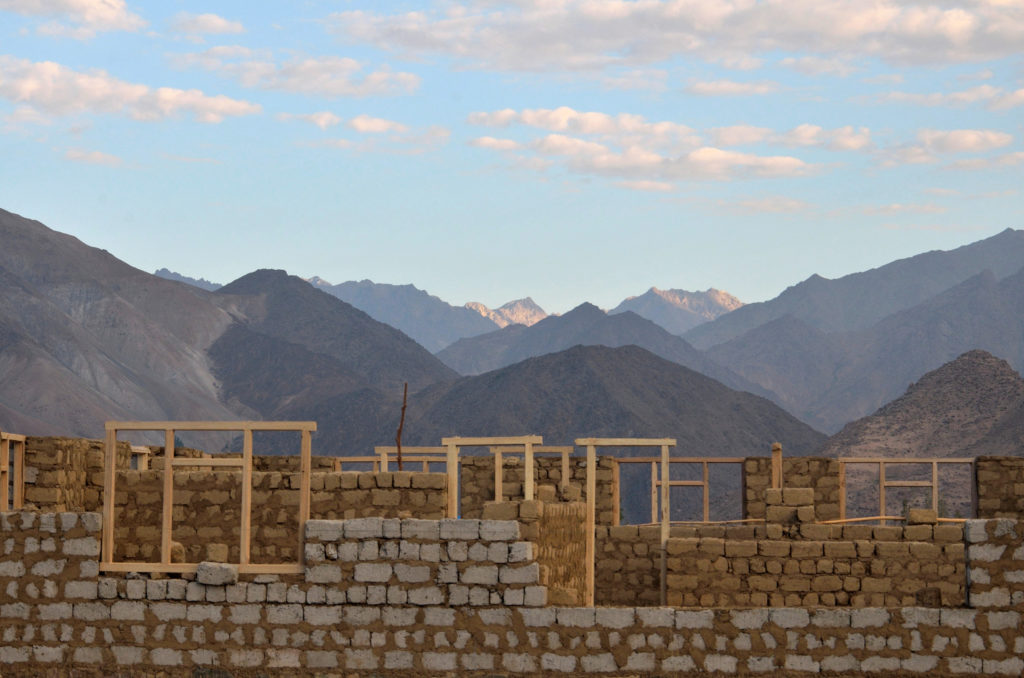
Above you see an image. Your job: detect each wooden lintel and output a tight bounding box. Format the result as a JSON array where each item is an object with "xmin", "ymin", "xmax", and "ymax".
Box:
[
  {"xmin": 574, "ymin": 438, "xmax": 676, "ymax": 447},
  {"xmin": 105, "ymin": 420, "xmax": 317, "ymax": 432},
  {"xmin": 442, "ymin": 436, "xmax": 543, "ymax": 447}
]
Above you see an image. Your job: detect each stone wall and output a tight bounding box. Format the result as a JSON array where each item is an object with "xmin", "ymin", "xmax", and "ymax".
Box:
[
  {"xmin": 460, "ymin": 455, "xmax": 616, "ymax": 524},
  {"xmin": 20, "ymin": 437, "xmax": 132, "ymax": 511},
  {"xmin": 965, "ymin": 518, "xmax": 1024, "ymax": 608},
  {"xmin": 976, "ymin": 457, "xmax": 1024, "ymax": 519},
  {"xmin": 3, "ymin": 512, "xmax": 1024, "ymax": 675},
  {"xmin": 111, "ymin": 470, "xmax": 446, "ymax": 564},
  {"xmin": 744, "ymin": 456, "xmax": 841, "ymax": 521}
]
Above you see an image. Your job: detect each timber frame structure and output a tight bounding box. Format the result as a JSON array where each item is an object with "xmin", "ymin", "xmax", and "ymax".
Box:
[
  {"xmin": 101, "ymin": 420, "xmax": 316, "ymax": 576},
  {"xmin": 1, "ymin": 430, "xmax": 26, "ymax": 511}
]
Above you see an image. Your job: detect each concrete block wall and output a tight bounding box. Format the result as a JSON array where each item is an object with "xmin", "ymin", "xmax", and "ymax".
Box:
[
  {"xmin": 976, "ymin": 457, "xmax": 1024, "ymax": 519},
  {"xmin": 4, "ymin": 512, "xmax": 1024, "ymax": 675},
  {"xmin": 460, "ymin": 455, "xmax": 616, "ymax": 524},
  {"xmin": 743, "ymin": 456, "xmax": 841, "ymax": 522},
  {"xmin": 966, "ymin": 518, "xmax": 1024, "ymax": 608}
]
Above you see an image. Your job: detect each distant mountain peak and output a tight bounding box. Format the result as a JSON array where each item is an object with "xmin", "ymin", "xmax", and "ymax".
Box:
[
  {"xmin": 305, "ymin": 276, "xmax": 333, "ymax": 288},
  {"xmin": 465, "ymin": 297, "xmax": 548, "ymax": 328},
  {"xmin": 154, "ymin": 268, "xmax": 222, "ymax": 292},
  {"xmin": 610, "ymin": 286, "xmax": 743, "ymax": 335}
]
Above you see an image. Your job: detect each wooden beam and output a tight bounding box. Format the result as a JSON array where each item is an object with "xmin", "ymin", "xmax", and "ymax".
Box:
[
  {"xmin": 0, "ymin": 437, "xmax": 8, "ymax": 510},
  {"xmin": 102, "ymin": 428, "xmax": 117, "ymax": 564},
  {"xmin": 585, "ymin": 444, "xmax": 596, "ymax": 607},
  {"xmin": 106, "ymin": 421, "xmax": 317, "ymax": 432},
  {"xmin": 650, "ymin": 461, "xmax": 658, "ymax": 525},
  {"xmin": 240, "ymin": 429, "xmax": 253, "ymax": 566},
  {"xmin": 575, "ymin": 437, "xmax": 676, "ymax": 447},
  {"xmin": 446, "ymin": 442, "xmax": 459, "ymax": 518},
  {"xmin": 612, "ymin": 460, "xmax": 620, "ymax": 527},
  {"xmin": 524, "ymin": 439, "xmax": 534, "ymax": 502},
  {"xmin": 771, "ymin": 442, "xmax": 782, "ymax": 489},
  {"xmin": 879, "ymin": 461, "xmax": 886, "ymax": 523},
  {"xmin": 702, "ymin": 460, "xmax": 710, "ymax": 523},
  {"xmin": 932, "ymin": 460, "xmax": 939, "ymax": 515},
  {"xmin": 561, "ymin": 449, "xmax": 570, "ymax": 493},
  {"xmin": 660, "ymin": 444, "xmax": 670, "ymax": 607},
  {"xmin": 838, "ymin": 462, "xmax": 846, "ymax": 522},
  {"xmin": 441, "ymin": 436, "xmax": 542, "ymax": 447},
  {"xmin": 160, "ymin": 429, "xmax": 175, "ymax": 566},
  {"xmin": 12, "ymin": 439, "xmax": 24, "ymax": 509},
  {"xmin": 493, "ymin": 448, "xmax": 504, "ymax": 503}
]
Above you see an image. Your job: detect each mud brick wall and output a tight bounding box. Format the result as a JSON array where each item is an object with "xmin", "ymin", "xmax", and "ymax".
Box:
[
  {"xmin": 965, "ymin": 519, "xmax": 1024, "ymax": 608},
  {"xmin": 976, "ymin": 457, "xmax": 1024, "ymax": 518},
  {"xmin": 112, "ymin": 471, "xmax": 446, "ymax": 564},
  {"xmin": 481, "ymin": 500, "xmax": 588, "ymax": 606},
  {"xmin": 460, "ymin": 455, "xmax": 615, "ymax": 523},
  {"xmin": 4, "ymin": 512, "xmax": 1024, "ymax": 675},
  {"xmin": 21, "ymin": 437, "xmax": 133, "ymax": 511},
  {"xmin": 744, "ymin": 456, "xmax": 841, "ymax": 522},
  {"xmin": 595, "ymin": 522, "xmax": 965, "ymax": 608}
]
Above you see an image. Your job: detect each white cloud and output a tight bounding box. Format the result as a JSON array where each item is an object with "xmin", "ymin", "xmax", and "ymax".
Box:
[
  {"xmin": 171, "ymin": 12, "xmax": 244, "ymax": 35},
  {"xmin": 879, "ymin": 84, "xmax": 1024, "ymax": 109},
  {"xmin": 348, "ymin": 114, "xmax": 408, "ymax": 134},
  {"xmin": 781, "ymin": 56, "xmax": 857, "ymax": 77},
  {"xmin": 864, "ymin": 202, "xmax": 947, "ymax": 215},
  {"xmin": 329, "ymin": 1, "xmax": 1024, "ymax": 72},
  {"xmin": 0, "ymin": 56, "xmax": 261, "ymax": 123},
  {"xmin": 712, "ymin": 123, "xmax": 871, "ymax": 151},
  {"xmin": 174, "ymin": 47, "xmax": 420, "ymax": 98},
  {"xmin": 470, "ymin": 136, "xmax": 521, "ymax": 151},
  {"xmin": 711, "ymin": 126, "xmax": 772, "ymax": 147},
  {"xmin": 601, "ymin": 69, "xmax": 667, "ymax": 92},
  {"xmin": 0, "ymin": 0, "xmax": 145, "ymax": 37},
  {"xmin": 917, "ymin": 128, "xmax": 1012, "ymax": 152},
  {"xmin": 65, "ymin": 147, "xmax": 122, "ymax": 166},
  {"xmin": 687, "ymin": 80, "xmax": 778, "ymax": 96},
  {"xmin": 277, "ymin": 111, "xmax": 341, "ymax": 130},
  {"xmin": 945, "ymin": 151, "xmax": 1024, "ymax": 170},
  {"xmin": 617, "ymin": 180, "xmax": 674, "ymax": 192}
]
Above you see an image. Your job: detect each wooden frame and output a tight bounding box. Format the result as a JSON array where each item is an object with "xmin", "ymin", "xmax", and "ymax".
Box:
[
  {"xmin": 374, "ymin": 446, "xmax": 448, "ymax": 472},
  {"xmin": 613, "ymin": 456, "xmax": 747, "ymax": 524},
  {"xmin": 837, "ymin": 457, "xmax": 975, "ymax": 523},
  {"xmin": 490, "ymin": 445, "xmax": 573, "ymax": 502},
  {"xmin": 575, "ymin": 438, "xmax": 676, "ymax": 607},
  {"xmin": 102, "ymin": 421, "xmax": 316, "ymax": 575},
  {"xmin": 330, "ymin": 456, "xmax": 383, "ymax": 472},
  {"xmin": 440, "ymin": 436, "xmax": 543, "ymax": 518},
  {"xmin": 1, "ymin": 431, "xmax": 27, "ymax": 511}
]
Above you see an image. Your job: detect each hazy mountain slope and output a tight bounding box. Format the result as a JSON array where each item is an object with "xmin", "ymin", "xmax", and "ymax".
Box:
[
  {"xmin": 685, "ymin": 228, "xmax": 1024, "ymax": 349},
  {"xmin": 154, "ymin": 268, "xmax": 223, "ymax": 291},
  {"xmin": 819, "ymin": 350, "xmax": 1024, "ymax": 458},
  {"xmin": 216, "ymin": 270, "xmax": 458, "ymax": 393},
  {"xmin": 405, "ymin": 345, "xmax": 825, "ymax": 456},
  {"xmin": 317, "ymin": 279, "xmax": 500, "ymax": 352},
  {"xmin": 611, "ymin": 287, "xmax": 743, "ymax": 334},
  {"xmin": 465, "ymin": 298, "xmax": 547, "ymax": 328},
  {"xmin": 436, "ymin": 302, "xmax": 769, "ymax": 398}
]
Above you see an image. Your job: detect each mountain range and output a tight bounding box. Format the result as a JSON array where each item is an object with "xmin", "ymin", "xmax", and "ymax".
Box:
[{"xmin": 610, "ymin": 287, "xmax": 742, "ymax": 335}]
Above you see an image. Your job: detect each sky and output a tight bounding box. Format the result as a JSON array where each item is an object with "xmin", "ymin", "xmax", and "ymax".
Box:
[{"xmin": 0, "ymin": 1, "xmax": 1022, "ymax": 314}]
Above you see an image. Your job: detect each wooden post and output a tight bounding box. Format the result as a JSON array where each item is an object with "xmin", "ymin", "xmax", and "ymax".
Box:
[
  {"xmin": 446, "ymin": 442, "xmax": 459, "ymax": 518},
  {"xmin": 650, "ymin": 461, "xmax": 658, "ymax": 524},
  {"xmin": 240, "ymin": 429, "xmax": 253, "ymax": 566},
  {"xmin": 524, "ymin": 439, "xmax": 534, "ymax": 502},
  {"xmin": 299, "ymin": 429, "xmax": 312, "ymax": 561},
  {"xmin": 879, "ymin": 461, "xmax": 887, "ymax": 524},
  {"xmin": 702, "ymin": 460, "xmax": 710, "ymax": 522},
  {"xmin": 931, "ymin": 460, "xmax": 939, "ymax": 515},
  {"xmin": 493, "ymin": 448, "xmax": 504, "ymax": 503},
  {"xmin": 660, "ymin": 444, "xmax": 670, "ymax": 607},
  {"xmin": 560, "ymin": 449, "xmax": 570, "ymax": 493},
  {"xmin": 612, "ymin": 461, "xmax": 620, "ymax": 527},
  {"xmin": 771, "ymin": 442, "xmax": 782, "ymax": 489},
  {"xmin": 160, "ymin": 429, "xmax": 175, "ymax": 565},
  {"xmin": 0, "ymin": 436, "xmax": 8, "ymax": 509},
  {"xmin": 102, "ymin": 427, "xmax": 117, "ymax": 564},
  {"xmin": 585, "ymin": 444, "xmax": 596, "ymax": 607},
  {"xmin": 838, "ymin": 461, "xmax": 846, "ymax": 521}
]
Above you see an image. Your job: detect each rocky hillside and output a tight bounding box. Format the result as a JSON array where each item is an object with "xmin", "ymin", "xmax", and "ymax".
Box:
[
  {"xmin": 819, "ymin": 350, "xmax": 1024, "ymax": 458},
  {"xmin": 465, "ymin": 298, "xmax": 548, "ymax": 328},
  {"xmin": 153, "ymin": 268, "xmax": 222, "ymax": 291},
  {"xmin": 611, "ymin": 287, "xmax": 742, "ymax": 335}
]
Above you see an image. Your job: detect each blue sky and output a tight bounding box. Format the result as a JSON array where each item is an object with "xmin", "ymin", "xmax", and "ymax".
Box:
[{"xmin": 1, "ymin": 1, "xmax": 1021, "ymax": 313}]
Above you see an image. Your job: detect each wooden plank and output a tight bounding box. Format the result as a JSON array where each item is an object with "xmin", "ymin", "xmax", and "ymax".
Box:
[
  {"xmin": 839, "ymin": 457, "xmax": 974, "ymax": 464},
  {"xmin": 525, "ymin": 441, "xmax": 535, "ymax": 502},
  {"xmin": 441, "ymin": 436, "xmax": 542, "ymax": 447},
  {"xmin": 240, "ymin": 429, "xmax": 253, "ymax": 566},
  {"xmin": 561, "ymin": 449, "xmax": 570, "ymax": 492},
  {"xmin": 665, "ymin": 481, "xmax": 706, "ymax": 487},
  {"xmin": 615, "ymin": 456, "xmax": 746, "ymax": 464},
  {"xmin": 13, "ymin": 439, "xmax": 24, "ymax": 509},
  {"xmin": 650, "ymin": 462, "xmax": 657, "ymax": 525},
  {"xmin": 585, "ymin": 444, "xmax": 596, "ymax": 607},
  {"xmin": 102, "ymin": 427, "xmax": 117, "ymax": 564},
  {"xmin": 0, "ymin": 438, "xmax": 8, "ymax": 510},
  {"xmin": 106, "ymin": 420, "xmax": 317, "ymax": 432},
  {"xmin": 446, "ymin": 443, "xmax": 459, "ymax": 518},
  {"xmin": 299, "ymin": 429, "xmax": 312, "ymax": 563},
  {"xmin": 161, "ymin": 429, "xmax": 175, "ymax": 566},
  {"xmin": 884, "ymin": 481, "xmax": 934, "ymax": 488},
  {"xmin": 493, "ymin": 448, "xmax": 504, "ymax": 503},
  {"xmin": 838, "ymin": 461, "xmax": 846, "ymax": 522},
  {"xmin": 771, "ymin": 442, "xmax": 782, "ymax": 489},
  {"xmin": 612, "ymin": 461, "xmax": 620, "ymax": 527},
  {"xmin": 932, "ymin": 460, "xmax": 939, "ymax": 515},
  {"xmin": 702, "ymin": 460, "xmax": 710, "ymax": 522},
  {"xmin": 879, "ymin": 462, "xmax": 886, "ymax": 523},
  {"xmin": 575, "ymin": 437, "xmax": 675, "ymax": 447}
]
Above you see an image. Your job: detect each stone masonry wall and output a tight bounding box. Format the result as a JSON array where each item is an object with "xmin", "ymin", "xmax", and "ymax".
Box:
[
  {"xmin": 743, "ymin": 456, "xmax": 841, "ymax": 522},
  {"xmin": 111, "ymin": 471, "xmax": 446, "ymax": 564},
  {"xmin": 965, "ymin": 518, "xmax": 1024, "ymax": 608},
  {"xmin": 460, "ymin": 455, "xmax": 616, "ymax": 524},
  {"xmin": 976, "ymin": 457, "xmax": 1024, "ymax": 519},
  {"xmin": 20, "ymin": 437, "xmax": 132, "ymax": 511},
  {"xmin": 3, "ymin": 512, "xmax": 1024, "ymax": 675}
]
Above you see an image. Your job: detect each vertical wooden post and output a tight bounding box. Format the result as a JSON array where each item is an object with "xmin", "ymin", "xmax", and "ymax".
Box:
[
  {"xmin": 299, "ymin": 428, "xmax": 312, "ymax": 562},
  {"xmin": 838, "ymin": 461, "xmax": 846, "ymax": 521},
  {"xmin": 612, "ymin": 461, "xmax": 620, "ymax": 527},
  {"xmin": 970, "ymin": 460, "xmax": 978, "ymax": 519},
  {"xmin": 1, "ymin": 436, "xmax": 9, "ymax": 510},
  {"xmin": 160, "ymin": 429, "xmax": 175, "ymax": 565},
  {"xmin": 102, "ymin": 427, "xmax": 117, "ymax": 564},
  {"xmin": 524, "ymin": 440, "xmax": 534, "ymax": 502},
  {"xmin": 560, "ymin": 449, "xmax": 570, "ymax": 493},
  {"xmin": 650, "ymin": 462, "xmax": 658, "ymax": 524},
  {"xmin": 446, "ymin": 442, "xmax": 459, "ymax": 518},
  {"xmin": 879, "ymin": 461, "xmax": 886, "ymax": 523},
  {"xmin": 771, "ymin": 442, "xmax": 782, "ymax": 489},
  {"xmin": 585, "ymin": 444, "xmax": 596, "ymax": 607},
  {"xmin": 931, "ymin": 460, "xmax": 939, "ymax": 515},
  {"xmin": 16, "ymin": 438, "xmax": 25, "ymax": 508},
  {"xmin": 702, "ymin": 460, "xmax": 710, "ymax": 522},
  {"xmin": 240, "ymin": 429, "xmax": 253, "ymax": 566},
  {"xmin": 660, "ymin": 444, "xmax": 670, "ymax": 607},
  {"xmin": 493, "ymin": 448, "xmax": 503, "ymax": 503}
]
